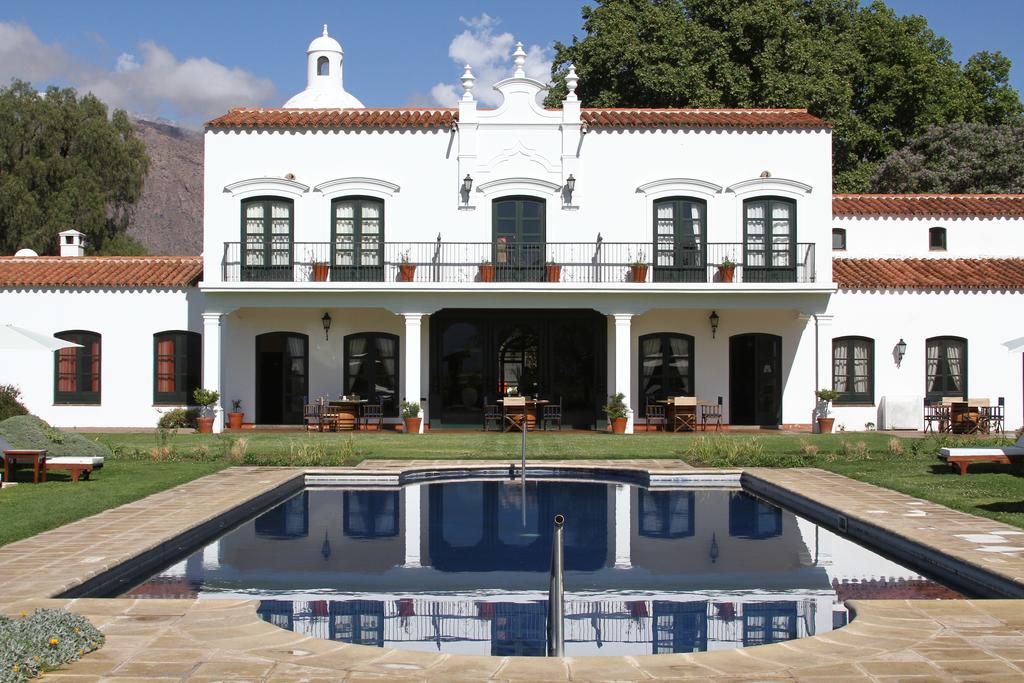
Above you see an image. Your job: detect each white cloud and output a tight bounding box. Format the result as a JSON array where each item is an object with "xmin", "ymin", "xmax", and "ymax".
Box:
[
  {"xmin": 0, "ymin": 22, "xmax": 275, "ymax": 123},
  {"xmin": 430, "ymin": 14, "xmax": 552, "ymax": 107}
]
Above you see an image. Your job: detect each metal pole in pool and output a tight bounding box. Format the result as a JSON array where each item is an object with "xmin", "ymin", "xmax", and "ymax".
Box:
[
  {"xmin": 547, "ymin": 514, "xmax": 565, "ymax": 657},
  {"xmin": 521, "ymin": 416, "xmax": 527, "ymax": 526}
]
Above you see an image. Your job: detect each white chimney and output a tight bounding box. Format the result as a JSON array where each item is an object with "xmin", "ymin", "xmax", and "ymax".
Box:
[{"xmin": 58, "ymin": 229, "xmax": 86, "ymax": 257}]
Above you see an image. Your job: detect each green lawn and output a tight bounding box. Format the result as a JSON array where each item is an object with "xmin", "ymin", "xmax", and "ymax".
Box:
[{"xmin": 1, "ymin": 430, "xmax": 1020, "ymax": 548}]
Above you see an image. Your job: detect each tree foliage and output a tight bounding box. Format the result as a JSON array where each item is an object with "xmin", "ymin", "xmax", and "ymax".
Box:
[
  {"xmin": 871, "ymin": 122, "xmax": 1024, "ymax": 193},
  {"xmin": 0, "ymin": 80, "xmax": 149, "ymax": 255},
  {"xmin": 546, "ymin": 0, "xmax": 1024, "ymax": 191}
]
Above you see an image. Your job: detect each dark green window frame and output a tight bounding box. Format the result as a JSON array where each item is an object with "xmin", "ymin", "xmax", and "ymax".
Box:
[
  {"xmin": 241, "ymin": 196, "xmax": 294, "ymax": 282},
  {"xmin": 639, "ymin": 332, "xmax": 695, "ymax": 404},
  {"xmin": 54, "ymin": 330, "xmax": 101, "ymax": 405},
  {"xmin": 344, "ymin": 332, "xmax": 400, "ymax": 417},
  {"xmin": 330, "ymin": 196, "xmax": 385, "ymax": 282},
  {"xmin": 653, "ymin": 197, "xmax": 707, "ymax": 283},
  {"xmin": 926, "ymin": 336, "xmax": 967, "ymax": 400},
  {"xmin": 153, "ymin": 331, "xmax": 202, "ymax": 405},
  {"xmin": 929, "ymin": 227, "xmax": 947, "ymax": 251},
  {"xmin": 492, "ymin": 196, "xmax": 546, "ymax": 282},
  {"xmin": 832, "ymin": 336, "xmax": 874, "ymax": 405},
  {"xmin": 743, "ymin": 197, "xmax": 797, "ymax": 283}
]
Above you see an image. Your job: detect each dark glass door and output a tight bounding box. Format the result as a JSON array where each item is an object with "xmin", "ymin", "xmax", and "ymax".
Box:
[
  {"xmin": 743, "ymin": 198, "xmax": 796, "ymax": 283},
  {"xmin": 331, "ymin": 197, "xmax": 384, "ymax": 282},
  {"xmin": 653, "ymin": 198, "xmax": 707, "ymax": 282},
  {"xmin": 729, "ymin": 333, "xmax": 781, "ymax": 426},
  {"xmin": 493, "ymin": 197, "xmax": 545, "ymax": 282},
  {"xmin": 255, "ymin": 332, "xmax": 308, "ymax": 424},
  {"xmin": 242, "ymin": 197, "xmax": 293, "ymax": 281}
]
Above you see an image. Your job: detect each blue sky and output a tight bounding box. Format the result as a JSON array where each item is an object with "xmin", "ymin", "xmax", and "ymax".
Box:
[{"xmin": 2, "ymin": 1, "xmax": 1022, "ymax": 125}]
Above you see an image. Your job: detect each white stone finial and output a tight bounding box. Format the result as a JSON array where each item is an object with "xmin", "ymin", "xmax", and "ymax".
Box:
[
  {"xmin": 565, "ymin": 63, "xmax": 579, "ymax": 101},
  {"xmin": 323, "ymin": 24, "xmax": 329, "ymax": 37},
  {"xmin": 460, "ymin": 64, "xmax": 475, "ymax": 101},
  {"xmin": 513, "ymin": 41, "xmax": 527, "ymax": 78}
]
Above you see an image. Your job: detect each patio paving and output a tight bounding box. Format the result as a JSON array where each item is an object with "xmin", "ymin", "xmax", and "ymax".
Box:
[{"xmin": 0, "ymin": 461, "xmax": 1022, "ymax": 681}]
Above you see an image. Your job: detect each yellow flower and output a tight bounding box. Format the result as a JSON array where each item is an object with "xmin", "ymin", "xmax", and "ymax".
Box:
[
  {"xmin": 12, "ymin": 665, "xmax": 19, "ymax": 672},
  {"xmin": 49, "ymin": 637, "xmax": 59, "ymax": 646},
  {"xmin": 19, "ymin": 611, "xmax": 27, "ymax": 617}
]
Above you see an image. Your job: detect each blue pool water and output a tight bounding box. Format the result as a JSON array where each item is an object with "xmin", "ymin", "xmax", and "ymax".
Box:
[{"xmin": 125, "ymin": 481, "xmax": 958, "ymax": 656}]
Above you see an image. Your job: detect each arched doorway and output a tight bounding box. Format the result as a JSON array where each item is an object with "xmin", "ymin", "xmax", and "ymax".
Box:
[
  {"xmin": 255, "ymin": 332, "xmax": 308, "ymax": 424},
  {"xmin": 729, "ymin": 333, "xmax": 781, "ymax": 426}
]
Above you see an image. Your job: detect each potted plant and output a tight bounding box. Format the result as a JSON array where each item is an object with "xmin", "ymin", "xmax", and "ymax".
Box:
[
  {"xmin": 311, "ymin": 261, "xmax": 330, "ymax": 282},
  {"xmin": 398, "ymin": 250, "xmax": 417, "ymax": 282},
  {"xmin": 193, "ymin": 387, "xmax": 220, "ymax": 434},
  {"xmin": 401, "ymin": 400, "xmax": 422, "ymax": 433},
  {"xmin": 479, "ymin": 259, "xmax": 496, "ymax": 282},
  {"xmin": 227, "ymin": 399, "xmax": 244, "ymax": 430},
  {"xmin": 603, "ymin": 392, "xmax": 630, "ymax": 434},
  {"xmin": 718, "ymin": 257, "xmax": 737, "ymax": 283},
  {"xmin": 628, "ymin": 252, "xmax": 648, "ymax": 283},
  {"xmin": 545, "ymin": 260, "xmax": 562, "ymax": 282},
  {"xmin": 815, "ymin": 389, "xmax": 839, "ymax": 433}
]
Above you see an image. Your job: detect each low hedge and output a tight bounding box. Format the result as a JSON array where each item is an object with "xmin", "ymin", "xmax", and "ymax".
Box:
[
  {"xmin": 0, "ymin": 609, "xmax": 104, "ymax": 682},
  {"xmin": 0, "ymin": 415, "xmax": 111, "ymax": 460}
]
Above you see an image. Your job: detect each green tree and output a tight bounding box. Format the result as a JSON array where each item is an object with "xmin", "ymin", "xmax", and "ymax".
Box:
[
  {"xmin": 0, "ymin": 80, "xmax": 149, "ymax": 255},
  {"xmin": 871, "ymin": 122, "xmax": 1024, "ymax": 193},
  {"xmin": 546, "ymin": 0, "xmax": 1024, "ymax": 191}
]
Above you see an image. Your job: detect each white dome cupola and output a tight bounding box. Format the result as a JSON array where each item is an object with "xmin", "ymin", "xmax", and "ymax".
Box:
[{"xmin": 283, "ymin": 24, "xmax": 364, "ymax": 109}]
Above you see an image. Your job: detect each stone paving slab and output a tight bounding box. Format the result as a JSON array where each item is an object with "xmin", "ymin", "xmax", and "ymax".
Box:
[{"xmin": 0, "ymin": 462, "xmax": 1022, "ymax": 681}]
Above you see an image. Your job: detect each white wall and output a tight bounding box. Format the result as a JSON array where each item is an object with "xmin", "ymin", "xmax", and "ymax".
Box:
[
  {"xmin": 1, "ymin": 288, "xmax": 200, "ymax": 428},
  {"xmin": 833, "ymin": 216, "xmax": 1024, "ymax": 259}
]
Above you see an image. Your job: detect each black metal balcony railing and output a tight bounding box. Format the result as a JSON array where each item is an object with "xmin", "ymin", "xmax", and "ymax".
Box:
[{"xmin": 222, "ymin": 241, "xmax": 816, "ymax": 284}]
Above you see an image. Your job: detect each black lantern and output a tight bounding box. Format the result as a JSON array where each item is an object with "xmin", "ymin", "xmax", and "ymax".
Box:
[
  {"xmin": 709, "ymin": 532, "xmax": 720, "ymax": 563},
  {"xmin": 566, "ymin": 173, "xmax": 576, "ymax": 193},
  {"xmin": 896, "ymin": 338, "xmax": 907, "ymax": 366},
  {"xmin": 321, "ymin": 529, "xmax": 331, "ymax": 560},
  {"xmin": 709, "ymin": 310, "xmax": 720, "ymax": 339},
  {"xmin": 322, "ymin": 312, "xmax": 332, "ymax": 340},
  {"xmin": 462, "ymin": 174, "xmax": 473, "ymax": 193}
]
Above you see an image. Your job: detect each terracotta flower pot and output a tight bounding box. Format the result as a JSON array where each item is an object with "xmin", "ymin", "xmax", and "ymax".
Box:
[
  {"xmin": 227, "ymin": 412, "xmax": 244, "ymax": 429},
  {"xmin": 545, "ymin": 264, "xmax": 562, "ymax": 282},
  {"xmin": 611, "ymin": 417, "xmax": 628, "ymax": 434},
  {"xmin": 403, "ymin": 417, "xmax": 422, "ymax": 434},
  {"xmin": 629, "ymin": 265, "xmax": 648, "ymax": 282},
  {"xmin": 718, "ymin": 265, "xmax": 735, "ymax": 283},
  {"xmin": 311, "ymin": 263, "xmax": 330, "ymax": 282},
  {"xmin": 196, "ymin": 416, "xmax": 214, "ymax": 434},
  {"xmin": 399, "ymin": 263, "xmax": 417, "ymax": 282},
  {"xmin": 817, "ymin": 417, "xmax": 835, "ymax": 434},
  {"xmin": 479, "ymin": 264, "xmax": 496, "ymax": 282}
]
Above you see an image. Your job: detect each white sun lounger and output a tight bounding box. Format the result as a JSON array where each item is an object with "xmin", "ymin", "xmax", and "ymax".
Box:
[{"xmin": 938, "ymin": 435, "xmax": 1024, "ymax": 475}]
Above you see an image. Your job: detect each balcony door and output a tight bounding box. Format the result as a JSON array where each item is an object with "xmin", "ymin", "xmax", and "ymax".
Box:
[
  {"xmin": 332, "ymin": 197, "xmax": 384, "ymax": 282},
  {"xmin": 743, "ymin": 198, "xmax": 796, "ymax": 283},
  {"xmin": 242, "ymin": 197, "xmax": 293, "ymax": 281},
  {"xmin": 493, "ymin": 197, "xmax": 545, "ymax": 282},
  {"xmin": 653, "ymin": 198, "xmax": 706, "ymax": 282}
]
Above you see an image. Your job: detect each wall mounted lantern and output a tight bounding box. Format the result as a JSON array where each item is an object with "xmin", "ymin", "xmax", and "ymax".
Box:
[
  {"xmin": 462, "ymin": 174, "xmax": 473, "ymax": 193},
  {"xmin": 322, "ymin": 312, "xmax": 332, "ymax": 341},
  {"xmin": 709, "ymin": 532, "xmax": 720, "ymax": 563},
  {"xmin": 709, "ymin": 310, "xmax": 720, "ymax": 339},
  {"xmin": 895, "ymin": 338, "xmax": 907, "ymax": 367},
  {"xmin": 321, "ymin": 530, "xmax": 331, "ymax": 560},
  {"xmin": 565, "ymin": 173, "xmax": 576, "ymax": 200}
]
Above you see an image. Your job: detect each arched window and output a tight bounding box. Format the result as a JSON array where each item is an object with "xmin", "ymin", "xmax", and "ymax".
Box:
[
  {"xmin": 316, "ymin": 55, "xmax": 329, "ymax": 76},
  {"xmin": 653, "ymin": 197, "xmax": 707, "ymax": 282},
  {"xmin": 926, "ymin": 336, "xmax": 967, "ymax": 400},
  {"xmin": 832, "ymin": 228, "xmax": 847, "ymax": 251},
  {"xmin": 832, "ymin": 336, "xmax": 873, "ymax": 404},
  {"xmin": 331, "ymin": 197, "xmax": 384, "ymax": 281},
  {"xmin": 344, "ymin": 332, "xmax": 399, "ymax": 416},
  {"xmin": 154, "ymin": 331, "xmax": 201, "ymax": 405},
  {"xmin": 929, "ymin": 227, "xmax": 947, "ymax": 251},
  {"xmin": 54, "ymin": 331, "xmax": 101, "ymax": 404},
  {"xmin": 743, "ymin": 197, "xmax": 796, "ymax": 282},
  {"xmin": 241, "ymin": 196, "xmax": 293, "ymax": 281},
  {"xmin": 639, "ymin": 333, "xmax": 695, "ymax": 404}
]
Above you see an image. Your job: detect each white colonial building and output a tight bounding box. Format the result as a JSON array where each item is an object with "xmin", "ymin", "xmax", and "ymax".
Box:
[{"xmin": 1, "ymin": 28, "xmax": 1022, "ymax": 433}]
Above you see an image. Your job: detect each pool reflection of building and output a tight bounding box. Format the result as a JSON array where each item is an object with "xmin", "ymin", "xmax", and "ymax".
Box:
[{"xmin": 132, "ymin": 484, "xmax": 944, "ymax": 656}]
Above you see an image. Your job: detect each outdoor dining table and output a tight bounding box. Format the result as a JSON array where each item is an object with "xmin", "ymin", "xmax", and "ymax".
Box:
[
  {"xmin": 657, "ymin": 398, "xmax": 715, "ymax": 432},
  {"xmin": 309, "ymin": 397, "xmax": 368, "ymax": 432},
  {"xmin": 949, "ymin": 401, "xmax": 990, "ymax": 434},
  {"xmin": 496, "ymin": 398, "xmax": 550, "ymax": 431}
]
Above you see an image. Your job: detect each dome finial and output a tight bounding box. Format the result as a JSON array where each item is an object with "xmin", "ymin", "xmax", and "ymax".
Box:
[
  {"xmin": 323, "ymin": 24, "xmax": 329, "ymax": 37},
  {"xmin": 513, "ymin": 41, "xmax": 527, "ymax": 78}
]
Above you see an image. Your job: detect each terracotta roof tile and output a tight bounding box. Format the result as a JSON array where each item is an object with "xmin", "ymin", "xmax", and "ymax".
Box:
[
  {"xmin": 0, "ymin": 256, "xmax": 203, "ymax": 288},
  {"xmin": 206, "ymin": 107, "xmax": 829, "ymax": 130},
  {"xmin": 834, "ymin": 258, "xmax": 1024, "ymax": 289},
  {"xmin": 834, "ymin": 194, "xmax": 1024, "ymax": 218}
]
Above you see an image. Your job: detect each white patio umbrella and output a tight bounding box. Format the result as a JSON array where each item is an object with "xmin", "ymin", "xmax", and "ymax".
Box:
[
  {"xmin": 1002, "ymin": 336, "xmax": 1024, "ymax": 353},
  {"xmin": 0, "ymin": 324, "xmax": 82, "ymax": 351}
]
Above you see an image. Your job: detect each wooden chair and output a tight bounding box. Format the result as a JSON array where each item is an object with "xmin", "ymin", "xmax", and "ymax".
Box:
[
  {"xmin": 983, "ymin": 397, "xmax": 1006, "ymax": 435},
  {"xmin": 483, "ymin": 396, "xmax": 502, "ymax": 431},
  {"xmin": 923, "ymin": 399, "xmax": 951, "ymax": 434},
  {"xmin": 672, "ymin": 396, "xmax": 697, "ymax": 432},
  {"xmin": 502, "ymin": 396, "xmax": 527, "ymax": 432},
  {"xmin": 361, "ymin": 399, "xmax": 383, "ymax": 431},
  {"xmin": 645, "ymin": 399, "xmax": 667, "ymax": 432},
  {"xmin": 321, "ymin": 403, "xmax": 343, "ymax": 432},
  {"xmin": 700, "ymin": 401, "xmax": 723, "ymax": 432},
  {"xmin": 304, "ymin": 403, "xmax": 323, "ymax": 432},
  {"xmin": 541, "ymin": 396, "xmax": 563, "ymax": 431}
]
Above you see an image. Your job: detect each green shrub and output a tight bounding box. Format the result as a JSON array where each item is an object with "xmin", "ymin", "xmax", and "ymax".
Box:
[
  {"xmin": 0, "ymin": 384, "xmax": 28, "ymax": 422},
  {"xmin": 0, "ymin": 415, "xmax": 111, "ymax": 459},
  {"xmin": 0, "ymin": 608, "xmax": 104, "ymax": 681},
  {"xmin": 156, "ymin": 408, "xmax": 199, "ymax": 430}
]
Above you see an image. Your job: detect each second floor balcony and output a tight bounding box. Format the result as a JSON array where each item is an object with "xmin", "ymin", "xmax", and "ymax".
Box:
[{"xmin": 220, "ymin": 239, "xmax": 816, "ymax": 286}]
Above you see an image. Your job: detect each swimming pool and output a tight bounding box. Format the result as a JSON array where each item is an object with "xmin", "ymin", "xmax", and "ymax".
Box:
[{"xmin": 123, "ymin": 477, "xmax": 958, "ymax": 657}]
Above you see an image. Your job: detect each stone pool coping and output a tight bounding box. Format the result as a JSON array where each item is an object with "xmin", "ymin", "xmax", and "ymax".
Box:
[{"xmin": 0, "ymin": 460, "xmax": 1022, "ymax": 681}]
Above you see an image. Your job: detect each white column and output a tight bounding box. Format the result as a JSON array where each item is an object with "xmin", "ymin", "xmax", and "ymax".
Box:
[
  {"xmin": 814, "ymin": 314, "xmax": 833, "ymax": 432},
  {"xmin": 403, "ymin": 313, "xmax": 425, "ymax": 433},
  {"xmin": 614, "ymin": 484, "xmax": 632, "ymax": 568},
  {"xmin": 613, "ymin": 314, "xmax": 634, "ymax": 433},
  {"xmin": 202, "ymin": 312, "xmax": 223, "ymax": 433},
  {"xmin": 403, "ymin": 484, "xmax": 422, "ymax": 567}
]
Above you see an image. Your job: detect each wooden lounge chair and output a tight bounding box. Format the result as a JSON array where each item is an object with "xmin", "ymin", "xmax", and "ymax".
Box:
[
  {"xmin": 938, "ymin": 435, "xmax": 1024, "ymax": 475},
  {"xmin": 46, "ymin": 456, "xmax": 104, "ymax": 481}
]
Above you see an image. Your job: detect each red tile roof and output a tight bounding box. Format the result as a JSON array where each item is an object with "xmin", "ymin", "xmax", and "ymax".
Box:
[
  {"xmin": 206, "ymin": 107, "xmax": 829, "ymax": 130},
  {"xmin": 834, "ymin": 194, "xmax": 1024, "ymax": 218},
  {"xmin": 0, "ymin": 256, "xmax": 203, "ymax": 289},
  {"xmin": 834, "ymin": 258, "xmax": 1024, "ymax": 289}
]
